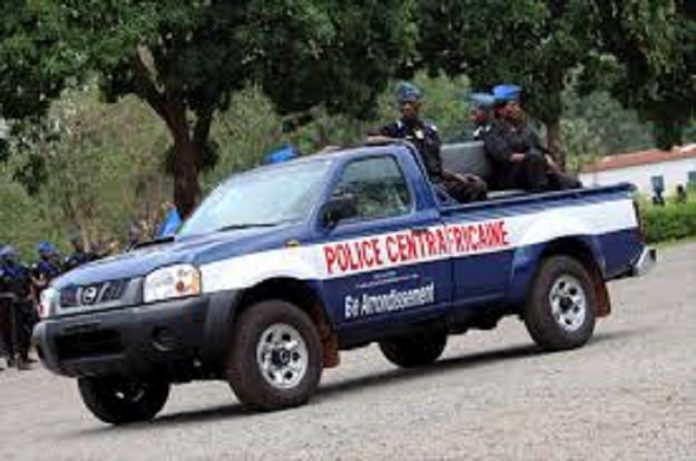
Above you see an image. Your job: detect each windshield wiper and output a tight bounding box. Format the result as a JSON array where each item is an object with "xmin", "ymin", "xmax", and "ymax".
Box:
[
  {"xmin": 216, "ymin": 222, "xmax": 282, "ymax": 232},
  {"xmin": 134, "ymin": 235, "xmax": 175, "ymax": 249}
]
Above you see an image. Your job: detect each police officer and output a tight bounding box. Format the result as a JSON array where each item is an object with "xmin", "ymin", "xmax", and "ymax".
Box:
[
  {"xmin": 376, "ymin": 82, "xmax": 487, "ymax": 203},
  {"xmin": 125, "ymin": 224, "xmax": 143, "ymax": 251},
  {"xmin": 469, "ymin": 92, "xmax": 496, "ymax": 140},
  {"xmin": 0, "ymin": 246, "xmax": 36, "ymax": 370},
  {"xmin": 484, "ymin": 84, "xmax": 581, "ymax": 192},
  {"xmin": 64, "ymin": 234, "xmax": 97, "ymax": 271},
  {"xmin": 35, "ymin": 241, "xmax": 63, "ymax": 281}
]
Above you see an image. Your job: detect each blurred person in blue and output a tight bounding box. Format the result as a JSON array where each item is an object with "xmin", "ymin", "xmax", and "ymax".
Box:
[
  {"xmin": 34, "ymin": 241, "xmax": 63, "ymax": 282},
  {"xmin": 156, "ymin": 202, "xmax": 183, "ymax": 238},
  {"xmin": 0, "ymin": 245, "xmax": 36, "ymax": 370},
  {"xmin": 264, "ymin": 144, "xmax": 299, "ymax": 165}
]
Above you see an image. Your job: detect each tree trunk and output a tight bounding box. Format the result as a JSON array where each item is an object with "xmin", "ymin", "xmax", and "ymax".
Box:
[
  {"xmin": 546, "ymin": 119, "xmax": 564, "ymax": 171},
  {"xmin": 172, "ymin": 133, "xmax": 201, "ymax": 219}
]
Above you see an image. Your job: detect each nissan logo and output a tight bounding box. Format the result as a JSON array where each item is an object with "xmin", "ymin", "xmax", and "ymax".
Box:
[{"xmin": 81, "ymin": 286, "xmax": 99, "ymax": 305}]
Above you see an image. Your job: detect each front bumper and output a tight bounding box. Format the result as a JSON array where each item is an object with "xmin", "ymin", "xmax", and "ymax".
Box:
[
  {"xmin": 32, "ymin": 290, "xmax": 239, "ymax": 381},
  {"xmin": 631, "ymin": 247, "xmax": 657, "ymax": 277}
]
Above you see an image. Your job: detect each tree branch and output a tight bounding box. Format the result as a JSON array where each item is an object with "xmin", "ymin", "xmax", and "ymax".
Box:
[{"xmin": 128, "ymin": 46, "xmax": 170, "ymax": 128}]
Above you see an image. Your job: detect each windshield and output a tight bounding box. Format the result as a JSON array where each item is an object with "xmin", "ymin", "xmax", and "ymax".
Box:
[{"xmin": 179, "ymin": 159, "xmax": 332, "ymax": 237}]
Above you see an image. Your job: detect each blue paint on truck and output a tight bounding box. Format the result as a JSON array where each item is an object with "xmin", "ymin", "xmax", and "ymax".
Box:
[{"xmin": 32, "ymin": 142, "xmax": 656, "ymax": 422}]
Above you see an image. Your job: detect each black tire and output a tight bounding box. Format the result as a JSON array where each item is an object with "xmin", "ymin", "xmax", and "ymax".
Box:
[
  {"xmin": 379, "ymin": 330, "xmax": 447, "ymax": 368},
  {"xmin": 226, "ymin": 300, "xmax": 322, "ymax": 411},
  {"xmin": 77, "ymin": 377, "xmax": 170, "ymax": 425},
  {"xmin": 524, "ymin": 255, "xmax": 597, "ymax": 351}
]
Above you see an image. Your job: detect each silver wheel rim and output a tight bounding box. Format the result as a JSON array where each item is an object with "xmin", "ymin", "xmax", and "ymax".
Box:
[
  {"xmin": 549, "ymin": 274, "xmax": 587, "ymax": 332},
  {"xmin": 256, "ymin": 323, "xmax": 308, "ymax": 390}
]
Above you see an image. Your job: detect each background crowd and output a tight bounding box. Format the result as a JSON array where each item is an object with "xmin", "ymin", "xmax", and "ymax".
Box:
[{"xmin": 0, "ymin": 202, "xmax": 182, "ymax": 371}]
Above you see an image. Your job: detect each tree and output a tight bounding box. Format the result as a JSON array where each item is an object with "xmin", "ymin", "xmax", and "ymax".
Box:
[
  {"xmin": 415, "ymin": 0, "xmax": 690, "ymax": 168},
  {"xmin": 48, "ymin": 0, "xmax": 415, "ymax": 217},
  {"xmin": 594, "ymin": 0, "xmax": 695, "ymax": 149},
  {"xmin": 0, "ymin": 1, "xmax": 73, "ymax": 121}
]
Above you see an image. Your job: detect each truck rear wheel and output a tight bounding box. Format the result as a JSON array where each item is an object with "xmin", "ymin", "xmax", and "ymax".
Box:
[
  {"xmin": 379, "ymin": 330, "xmax": 447, "ymax": 368},
  {"xmin": 226, "ymin": 300, "xmax": 322, "ymax": 411},
  {"xmin": 77, "ymin": 377, "xmax": 170, "ymax": 425},
  {"xmin": 524, "ymin": 255, "xmax": 597, "ymax": 351}
]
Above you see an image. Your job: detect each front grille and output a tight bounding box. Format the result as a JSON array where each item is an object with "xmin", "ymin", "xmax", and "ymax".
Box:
[
  {"xmin": 59, "ymin": 279, "xmax": 129, "ymax": 310},
  {"xmin": 101, "ymin": 279, "xmax": 128, "ymax": 302},
  {"xmin": 55, "ymin": 330, "xmax": 123, "ymax": 360}
]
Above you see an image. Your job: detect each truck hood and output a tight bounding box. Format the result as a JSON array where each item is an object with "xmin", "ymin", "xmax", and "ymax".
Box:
[{"xmin": 51, "ymin": 224, "xmax": 305, "ymax": 289}]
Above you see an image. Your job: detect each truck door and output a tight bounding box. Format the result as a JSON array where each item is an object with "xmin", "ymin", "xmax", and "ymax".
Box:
[
  {"xmin": 316, "ymin": 154, "xmax": 451, "ymax": 334},
  {"xmin": 441, "ymin": 206, "xmax": 515, "ymax": 306}
]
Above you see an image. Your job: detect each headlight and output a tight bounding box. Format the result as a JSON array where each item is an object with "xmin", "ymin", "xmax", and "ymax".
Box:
[
  {"xmin": 143, "ymin": 264, "xmax": 201, "ymax": 303},
  {"xmin": 39, "ymin": 287, "xmax": 58, "ymax": 319}
]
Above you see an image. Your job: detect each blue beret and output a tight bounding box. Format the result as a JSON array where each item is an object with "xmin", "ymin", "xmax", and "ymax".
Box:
[
  {"xmin": 2, "ymin": 246, "xmax": 18, "ymax": 259},
  {"xmin": 264, "ymin": 144, "xmax": 297, "ymax": 165},
  {"xmin": 396, "ymin": 82, "xmax": 422, "ymax": 103},
  {"xmin": 37, "ymin": 240, "xmax": 56, "ymax": 254},
  {"xmin": 469, "ymin": 92, "xmax": 496, "ymax": 110},
  {"xmin": 493, "ymin": 84, "xmax": 522, "ymax": 103}
]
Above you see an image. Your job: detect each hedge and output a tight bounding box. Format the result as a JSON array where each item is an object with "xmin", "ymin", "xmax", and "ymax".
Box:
[{"xmin": 641, "ymin": 200, "xmax": 696, "ymax": 244}]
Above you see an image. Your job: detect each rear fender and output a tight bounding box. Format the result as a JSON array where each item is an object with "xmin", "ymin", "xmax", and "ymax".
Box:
[{"xmin": 506, "ymin": 214, "xmax": 606, "ymax": 308}]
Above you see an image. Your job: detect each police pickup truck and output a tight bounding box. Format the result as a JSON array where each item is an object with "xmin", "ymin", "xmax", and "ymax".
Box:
[{"xmin": 34, "ymin": 141, "xmax": 655, "ymax": 424}]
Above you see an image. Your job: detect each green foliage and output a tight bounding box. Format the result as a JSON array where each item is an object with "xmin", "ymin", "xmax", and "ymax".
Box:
[
  {"xmin": 0, "ymin": 0, "xmax": 74, "ymax": 120},
  {"xmin": 1, "ymin": 85, "xmax": 172, "ymax": 256},
  {"xmin": 642, "ymin": 200, "xmax": 696, "ymax": 244},
  {"xmin": 415, "ymin": 0, "xmax": 691, "ymax": 165},
  {"xmin": 593, "ymin": 0, "xmax": 694, "ymax": 148},
  {"xmin": 44, "ymin": 0, "xmax": 418, "ymax": 215},
  {"xmin": 561, "ymin": 85, "xmax": 657, "ymax": 172}
]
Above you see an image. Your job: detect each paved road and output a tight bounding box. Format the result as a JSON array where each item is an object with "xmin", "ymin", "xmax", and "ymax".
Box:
[{"xmin": 1, "ymin": 242, "xmax": 695, "ymax": 461}]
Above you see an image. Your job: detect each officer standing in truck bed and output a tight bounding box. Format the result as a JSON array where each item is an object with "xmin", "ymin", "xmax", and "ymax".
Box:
[{"xmin": 376, "ymin": 82, "xmax": 487, "ymax": 203}]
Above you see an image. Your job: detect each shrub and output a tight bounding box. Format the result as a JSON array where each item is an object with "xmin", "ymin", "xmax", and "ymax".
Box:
[{"xmin": 642, "ymin": 200, "xmax": 696, "ymax": 243}]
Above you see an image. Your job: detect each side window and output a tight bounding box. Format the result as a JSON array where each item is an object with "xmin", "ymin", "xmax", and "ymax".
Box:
[{"xmin": 332, "ymin": 156, "xmax": 412, "ymax": 221}]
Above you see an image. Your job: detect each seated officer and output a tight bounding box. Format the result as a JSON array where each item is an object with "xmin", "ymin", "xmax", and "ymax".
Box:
[
  {"xmin": 469, "ymin": 92, "xmax": 496, "ymax": 141},
  {"xmin": 375, "ymin": 82, "xmax": 487, "ymax": 203},
  {"xmin": 485, "ymin": 84, "xmax": 581, "ymax": 192}
]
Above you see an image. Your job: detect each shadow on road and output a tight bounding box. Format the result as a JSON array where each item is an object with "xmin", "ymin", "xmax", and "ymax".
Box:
[
  {"xmin": 63, "ymin": 327, "xmax": 646, "ymax": 434},
  {"xmin": 317, "ymin": 326, "xmax": 648, "ymax": 401}
]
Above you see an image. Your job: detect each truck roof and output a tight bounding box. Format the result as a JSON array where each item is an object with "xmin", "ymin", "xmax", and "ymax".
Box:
[{"xmin": 254, "ymin": 142, "xmax": 411, "ymax": 173}]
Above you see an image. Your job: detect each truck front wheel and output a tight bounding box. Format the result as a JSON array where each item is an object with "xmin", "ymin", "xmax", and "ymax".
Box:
[
  {"xmin": 226, "ymin": 300, "xmax": 322, "ymax": 411},
  {"xmin": 77, "ymin": 377, "xmax": 170, "ymax": 425},
  {"xmin": 379, "ymin": 330, "xmax": 447, "ymax": 368},
  {"xmin": 524, "ymin": 255, "xmax": 597, "ymax": 351}
]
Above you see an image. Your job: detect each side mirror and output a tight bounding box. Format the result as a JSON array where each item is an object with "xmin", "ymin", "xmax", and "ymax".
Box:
[{"xmin": 321, "ymin": 193, "xmax": 358, "ymax": 229}]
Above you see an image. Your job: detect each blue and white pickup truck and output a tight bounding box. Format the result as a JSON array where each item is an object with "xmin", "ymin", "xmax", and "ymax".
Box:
[{"xmin": 34, "ymin": 141, "xmax": 655, "ymax": 424}]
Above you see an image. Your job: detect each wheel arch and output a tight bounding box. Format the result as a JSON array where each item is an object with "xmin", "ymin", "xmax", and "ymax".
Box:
[
  {"xmin": 234, "ymin": 277, "xmax": 340, "ymax": 368},
  {"xmin": 524, "ymin": 236, "xmax": 611, "ymax": 317}
]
